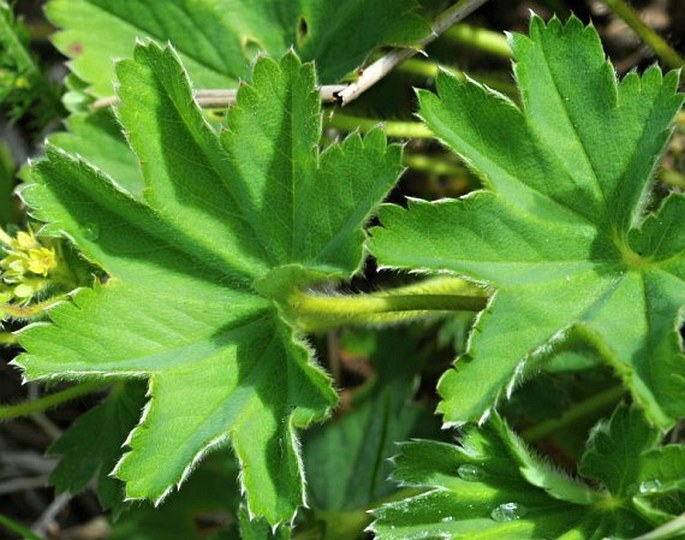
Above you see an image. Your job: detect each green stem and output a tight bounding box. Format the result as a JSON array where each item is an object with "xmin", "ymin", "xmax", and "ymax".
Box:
[
  {"xmin": 292, "ymin": 277, "xmax": 488, "ymax": 332},
  {"xmin": 632, "ymin": 512, "xmax": 685, "ymax": 540},
  {"xmin": 324, "ymin": 113, "xmax": 434, "ymax": 139},
  {"xmin": 0, "ymin": 381, "xmax": 107, "ymax": 421},
  {"xmin": 521, "ymin": 385, "xmax": 626, "ymax": 442},
  {"xmin": 0, "ymin": 6, "xmax": 39, "ymax": 79},
  {"xmin": 0, "ymin": 331, "xmax": 17, "ymax": 345},
  {"xmin": 397, "ymin": 57, "xmax": 517, "ymax": 96},
  {"xmin": 602, "ymin": 0, "xmax": 685, "ymax": 69},
  {"xmin": 2, "ymin": 294, "xmax": 69, "ymax": 320},
  {"xmin": 0, "ymin": 513, "xmax": 43, "ymax": 540},
  {"xmin": 297, "ymin": 487, "xmax": 424, "ymax": 540},
  {"xmin": 442, "ymin": 23, "xmax": 511, "ymax": 59},
  {"xmin": 661, "ymin": 169, "xmax": 685, "ymax": 189},
  {"xmin": 0, "ymin": 5, "xmax": 60, "ymax": 110},
  {"xmin": 403, "ymin": 153, "xmax": 467, "ymax": 177}
]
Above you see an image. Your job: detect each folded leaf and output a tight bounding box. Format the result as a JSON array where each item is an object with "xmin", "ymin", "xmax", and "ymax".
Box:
[
  {"xmin": 370, "ymin": 15, "xmax": 685, "ymax": 428},
  {"xmin": 371, "ymin": 405, "xmax": 685, "ymax": 539},
  {"xmin": 16, "ymin": 46, "xmax": 402, "ymax": 525}
]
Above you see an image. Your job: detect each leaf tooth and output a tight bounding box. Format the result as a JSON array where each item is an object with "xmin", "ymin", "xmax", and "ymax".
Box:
[
  {"xmin": 505, "ymin": 359, "xmax": 527, "ymax": 400},
  {"xmin": 477, "ymin": 407, "xmax": 492, "ymax": 426},
  {"xmin": 175, "ymin": 433, "xmax": 230, "ymax": 490}
]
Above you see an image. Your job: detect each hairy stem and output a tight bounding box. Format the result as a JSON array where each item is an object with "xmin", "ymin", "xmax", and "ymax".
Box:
[
  {"xmin": 520, "ymin": 385, "xmax": 627, "ymax": 442},
  {"xmin": 94, "ymin": 0, "xmax": 491, "ymax": 111},
  {"xmin": 324, "ymin": 113, "xmax": 434, "ymax": 138},
  {"xmin": 292, "ymin": 277, "xmax": 488, "ymax": 332},
  {"xmin": 0, "ymin": 381, "xmax": 107, "ymax": 421},
  {"xmin": 2, "ymin": 294, "xmax": 69, "ymax": 320},
  {"xmin": 602, "ymin": 0, "xmax": 685, "ymax": 69}
]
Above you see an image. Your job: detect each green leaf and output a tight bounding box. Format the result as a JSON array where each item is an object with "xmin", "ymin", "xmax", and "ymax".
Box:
[
  {"xmin": 238, "ymin": 505, "xmax": 291, "ymax": 540},
  {"xmin": 47, "ymin": 109, "xmax": 144, "ymax": 198},
  {"xmin": 580, "ymin": 405, "xmax": 685, "ymax": 519},
  {"xmin": 48, "ymin": 382, "xmax": 146, "ymax": 514},
  {"xmin": 639, "ymin": 447, "xmax": 685, "ymax": 493},
  {"xmin": 0, "ymin": 2, "xmax": 63, "ymax": 128},
  {"xmin": 579, "ymin": 403, "xmax": 661, "ymax": 495},
  {"xmin": 16, "ymin": 46, "xmax": 402, "ymax": 525},
  {"xmin": 371, "ymin": 405, "xmax": 685, "ymax": 539},
  {"xmin": 303, "ymin": 330, "xmax": 442, "ymax": 512},
  {"xmin": 0, "ymin": 142, "xmax": 17, "ymax": 224},
  {"xmin": 369, "ymin": 15, "xmax": 685, "ymax": 428},
  {"xmin": 46, "ymin": 0, "xmax": 428, "ymax": 96}
]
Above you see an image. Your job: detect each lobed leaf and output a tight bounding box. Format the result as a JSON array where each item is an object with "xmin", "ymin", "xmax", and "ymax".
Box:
[
  {"xmin": 46, "ymin": 0, "xmax": 429, "ymax": 96},
  {"xmin": 370, "ymin": 14, "xmax": 685, "ymax": 428},
  {"xmin": 16, "ymin": 44, "xmax": 402, "ymax": 525},
  {"xmin": 47, "ymin": 109, "xmax": 144, "ymax": 198}
]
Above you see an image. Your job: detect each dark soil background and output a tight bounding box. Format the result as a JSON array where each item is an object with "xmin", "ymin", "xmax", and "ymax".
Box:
[{"xmin": 1, "ymin": 1, "xmax": 683, "ymax": 538}]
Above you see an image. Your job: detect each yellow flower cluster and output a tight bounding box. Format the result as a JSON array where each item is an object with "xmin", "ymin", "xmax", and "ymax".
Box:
[{"xmin": 0, "ymin": 228, "xmax": 57, "ymax": 302}]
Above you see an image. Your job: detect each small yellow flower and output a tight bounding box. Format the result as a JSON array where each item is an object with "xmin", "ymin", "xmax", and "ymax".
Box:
[
  {"xmin": 27, "ymin": 247, "xmax": 56, "ymax": 276},
  {"xmin": 15, "ymin": 231, "xmax": 40, "ymax": 250},
  {"xmin": 0, "ymin": 228, "xmax": 59, "ymax": 304}
]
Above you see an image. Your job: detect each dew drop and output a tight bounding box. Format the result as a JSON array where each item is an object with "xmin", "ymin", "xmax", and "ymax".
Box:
[
  {"xmin": 638, "ymin": 480, "xmax": 662, "ymax": 494},
  {"xmin": 457, "ymin": 464, "xmax": 485, "ymax": 481},
  {"xmin": 82, "ymin": 222, "xmax": 100, "ymax": 241},
  {"xmin": 490, "ymin": 502, "xmax": 527, "ymax": 522},
  {"xmin": 441, "ymin": 516, "xmax": 454, "ymax": 523}
]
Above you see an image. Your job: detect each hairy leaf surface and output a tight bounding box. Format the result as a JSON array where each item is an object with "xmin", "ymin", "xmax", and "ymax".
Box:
[
  {"xmin": 16, "ymin": 45, "xmax": 402, "ymax": 524},
  {"xmin": 370, "ymin": 15, "xmax": 685, "ymax": 428},
  {"xmin": 371, "ymin": 405, "xmax": 685, "ymax": 539},
  {"xmin": 46, "ymin": 0, "xmax": 428, "ymax": 96},
  {"xmin": 48, "ymin": 109, "xmax": 144, "ymax": 197}
]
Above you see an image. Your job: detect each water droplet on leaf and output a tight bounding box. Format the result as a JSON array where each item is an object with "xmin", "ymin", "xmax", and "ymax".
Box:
[
  {"xmin": 491, "ymin": 502, "xmax": 527, "ymax": 522},
  {"xmin": 82, "ymin": 222, "xmax": 100, "ymax": 241},
  {"xmin": 638, "ymin": 480, "xmax": 662, "ymax": 494},
  {"xmin": 457, "ymin": 464, "xmax": 484, "ymax": 481},
  {"xmin": 441, "ymin": 516, "xmax": 454, "ymax": 523}
]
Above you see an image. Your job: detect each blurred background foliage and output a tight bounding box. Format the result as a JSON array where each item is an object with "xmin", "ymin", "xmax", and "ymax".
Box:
[{"xmin": 0, "ymin": 0, "xmax": 683, "ymax": 538}]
